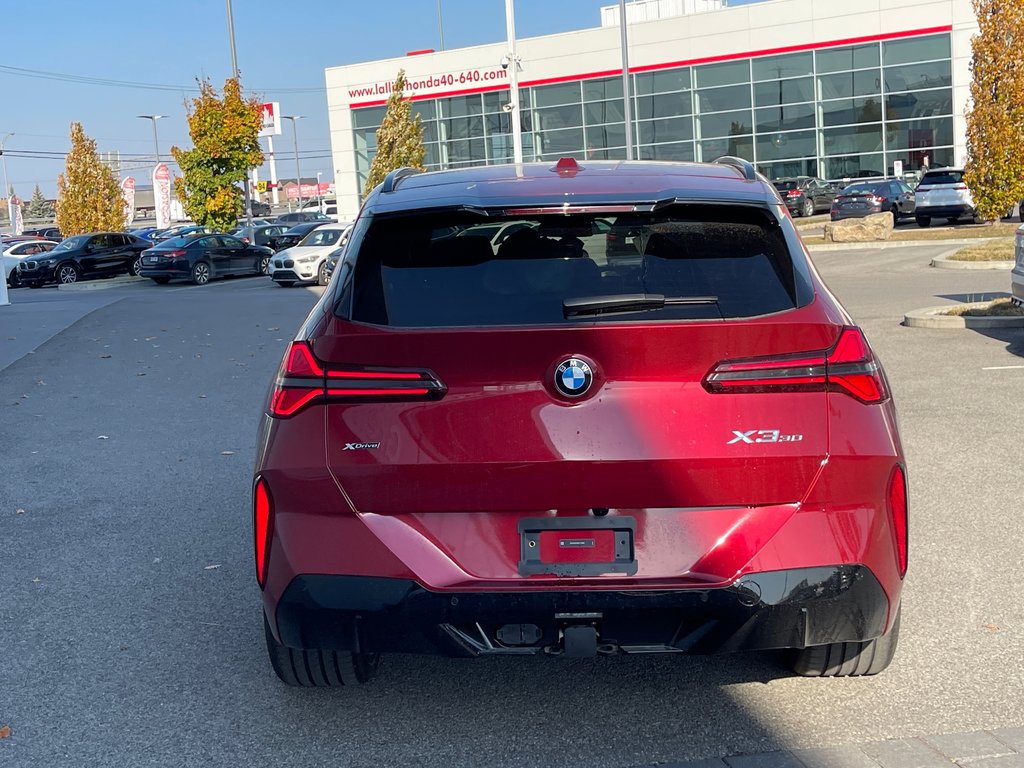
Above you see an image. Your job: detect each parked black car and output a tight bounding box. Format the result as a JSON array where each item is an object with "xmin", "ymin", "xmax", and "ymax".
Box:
[
  {"xmin": 17, "ymin": 232, "xmax": 151, "ymax": 287},
  {"xmin": 773, "ymin": 176, "xmax": 838, "ymax": 217},
  {"xmin": 233, "ymin": 224, "xmax": 291, "ymax": 254},
  {"xmin": 830, "ymin": 180, "xmax": 916, "ymax": 223},
  {"xmin": 274, "ymin": 211, "xmax": 332, "ymax": 225},
  {"xmin": 268, "ymin": 222, "xmax": 329, "ymax": 252},
  {"xmin": 22, "ymin": 227, "xmax": 63, "ymax": 240},
  {"xmin": 139, "ymin": 233, "xmax": 273, "ymax": 285},
  {"xmin": 247, "ymin": 198, "xmax": 272, "ymax": 217}
]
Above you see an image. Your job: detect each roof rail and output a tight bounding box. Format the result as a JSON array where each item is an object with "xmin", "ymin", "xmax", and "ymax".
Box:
[
  {"xmin": 381, "ymin": 166, "xmax": 423, "ymax": 194},
  {"xmin": 713, "ymin": 156, "xmax": 757, "ymax": 181}
]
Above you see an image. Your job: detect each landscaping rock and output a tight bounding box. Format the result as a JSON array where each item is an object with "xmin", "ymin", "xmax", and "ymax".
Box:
[{"xmin": 823, "ymin": 212, "xmax": 894, "ymax": 242}]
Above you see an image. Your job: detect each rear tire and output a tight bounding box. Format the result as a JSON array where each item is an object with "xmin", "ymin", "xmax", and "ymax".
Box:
[
  {"xmin": 264, "ymin": 616, "xmax": 380, "ymax": 687},
  {"xmin": 191, "ymin": 261, "xmax": 211, "ymax": 285},
  {"xmin": 915, "ymin": 215, "xmax": 931, "ymax": 228},
  {"xmin": 258, "ymin": 255, "xmax": 270, "ymax": 275},
  {"xmin": 128, "ymin": 255, "xmax": 142, "ymax": 277},
  {"xmin": 791, "ymin": 606, "xmax": 900, "ymax": 677},
  {"xmin": 801, "ymin": 198, "xmax": 814, "ymax": 218},
  {"xmin": 891, "ymin": 207, "xmax": 899, "ymax": 225},
  {"xmin": 317, "ymin": 261, "xmax": 328, "ymax": 286}
]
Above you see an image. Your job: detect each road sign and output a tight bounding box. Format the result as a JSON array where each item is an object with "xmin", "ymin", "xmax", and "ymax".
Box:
[{"xmin": 259, "ymin": 102, "xmax": 282, "ymax": 137}]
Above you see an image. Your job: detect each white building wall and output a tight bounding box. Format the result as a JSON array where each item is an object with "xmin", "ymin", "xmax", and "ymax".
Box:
[{"xmin": 325, "ymin": 0, "xmax": 977, "ymax": 219}]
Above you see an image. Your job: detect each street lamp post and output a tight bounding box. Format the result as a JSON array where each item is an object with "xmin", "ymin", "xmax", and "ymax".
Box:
[
  {"xmin": 137, "ymin": 115, "xmax": 165, "ymax": 165},
  {"xmin": 282, "ymin": 115, "xmax": 305, "ymax": 210},
  {"xmin": 0, "ymin": 133, "xmax": 12, "ymax": 306},
  {"xmin": 226, "ymin": 0, "xmax": 254, "ymax": 228}
]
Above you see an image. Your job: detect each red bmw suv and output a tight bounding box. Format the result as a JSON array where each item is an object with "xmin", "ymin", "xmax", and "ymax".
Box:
[{"xmin": 254, "ymin": 157, "xmax": 907, "ymax": 685}]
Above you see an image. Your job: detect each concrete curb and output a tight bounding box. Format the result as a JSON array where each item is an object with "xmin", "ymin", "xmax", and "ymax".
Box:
[
  {"xmin": 805, "ymin": 237, "xmax": 1006, "ymax": 252},
  {"xmin": 930, "ymin": 252, "xmax": 1015, "ymax": 270},
  {"xmin": 57, "ymin": 275, "xmax": 145, "ymax": 292},
  {"xmin": 903, "ymin": 302, "xmax": 1024, "ymax": 329}
]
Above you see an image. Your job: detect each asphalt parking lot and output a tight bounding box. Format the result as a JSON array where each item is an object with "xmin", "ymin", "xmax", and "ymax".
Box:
[{"xmin": 1, "ymin": 245, "xmax": 1022, "ymax": 768}]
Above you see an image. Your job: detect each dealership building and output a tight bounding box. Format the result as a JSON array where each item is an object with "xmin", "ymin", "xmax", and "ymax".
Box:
[{"xmin": 325, "ymin": 0, "xmax": 977, "ymax": 219}]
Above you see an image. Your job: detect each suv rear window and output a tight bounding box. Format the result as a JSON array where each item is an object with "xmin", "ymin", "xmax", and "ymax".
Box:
[
  {"xmin": 347, "ymin": 206, "xmax": 809, "ymax": 327},
  {"xmin": 920, "ymin": 170, "xmax": 964, "ymax": 185}
]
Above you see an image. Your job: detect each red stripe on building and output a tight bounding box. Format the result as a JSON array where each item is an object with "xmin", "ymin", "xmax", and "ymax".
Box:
[{"xmin": 348, "ymin": 25, "xmax": 953, "ymax": 110}]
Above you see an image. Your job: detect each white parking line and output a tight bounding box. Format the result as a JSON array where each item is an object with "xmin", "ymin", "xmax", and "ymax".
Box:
[{"xmin": 982, "ymin": 365, "xmax": 1024, "ymax": 370}]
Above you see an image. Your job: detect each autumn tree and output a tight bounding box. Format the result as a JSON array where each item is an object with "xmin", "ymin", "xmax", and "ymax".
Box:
[
  {"xmin": 55, "ymin": 122, "xmax": 126, "ymax": 235},
  {"xmin": 964, "ymin": 0, "xmax": 1024, "ymax": 220},
  {"xmin": 25, "ymin": 185, "xmax": 54, "ymax": 220},
  {"xmin": 363, "ymin": 70, "xmax": 426, "ymax": 196},
  {"xmin": 172, "ymin": 77, "xmax": 263, "ymax": 231}
]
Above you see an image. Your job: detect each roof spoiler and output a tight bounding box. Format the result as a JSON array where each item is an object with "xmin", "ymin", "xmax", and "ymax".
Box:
[
  {"xmin": 381, "ymin": 167, "xmax": 423, "ymax": 194},
  {"xmin": 713, "ymin": 156, "xmax": 757, "ymax": 181}
]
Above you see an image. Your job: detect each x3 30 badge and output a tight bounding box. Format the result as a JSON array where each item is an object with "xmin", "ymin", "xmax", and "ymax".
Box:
[{"xmin": 728, "ymin": 429, "xmax": 804, "ymax": 444}]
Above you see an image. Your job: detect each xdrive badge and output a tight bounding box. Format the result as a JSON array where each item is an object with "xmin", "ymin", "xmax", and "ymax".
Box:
[{"xmin": 554, "ymin": 358, "xmax": 593, "ymax": 398}]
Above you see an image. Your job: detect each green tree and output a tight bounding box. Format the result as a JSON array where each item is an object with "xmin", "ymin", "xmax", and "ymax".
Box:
[
  {"xmin": 25, "ymin": 185, "xmax": 55, "ymax": 220},
  {"xmin": 55, "ymin": 122, "xmax": 126, "ymax": 235},
  {"xmin": 363, "ymin": 70, "xmax": 426, "ymax": 196},
  {"xmin": 964, "ymin": 0, "xmax": 1024, "ymax": 220},
  {"xmin": 171, "ymin": 77, "xmax": 264, "ymax": 231}
]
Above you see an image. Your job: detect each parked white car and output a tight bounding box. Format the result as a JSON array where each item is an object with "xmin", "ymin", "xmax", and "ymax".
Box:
[
  {"xmin": 269, "ymin": 222, "xmax": 352, "ymax": 287},
  {"xmin": 914, "ymin": 168, "xmax": 976, "ymax": 227},
  {"xmin": 3, "ymin": 240, "xmax": 58, "ymax": 287},
  {"xmin": 299, "ymin": 198, "xmax": 338, "ymax": 219},
  {"xmin": 1012, "ymin": 224, "xmax": 1024, "ymax": 307}
]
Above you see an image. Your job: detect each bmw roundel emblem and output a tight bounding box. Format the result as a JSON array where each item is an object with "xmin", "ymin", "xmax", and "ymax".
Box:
[{"xmin": 554, "ymin": 358, "xmax": 594, "ymax": 398}]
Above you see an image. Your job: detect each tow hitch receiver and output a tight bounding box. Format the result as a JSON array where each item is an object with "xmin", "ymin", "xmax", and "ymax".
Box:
[{"xmin": 563, "ymin": 625, "xmax": 599, "ymax": 658}]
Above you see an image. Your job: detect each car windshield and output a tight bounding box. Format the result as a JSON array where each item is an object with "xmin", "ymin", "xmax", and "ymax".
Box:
[
  {"xmin": 53, "ymin": 235, "xmax": 89, "ymax": 251},
  {"xmin": 348, "ymin": 206, "xmax": 810, "ymax": 327},
  {"xmin": 299, "ymin": 229, "xmax": 341, "ymax": 247}
]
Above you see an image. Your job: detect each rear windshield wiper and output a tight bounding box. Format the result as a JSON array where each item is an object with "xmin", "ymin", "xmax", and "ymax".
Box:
[{"xmin": 563, "ymin": 293, "xmax": 719, "ymax": 318}]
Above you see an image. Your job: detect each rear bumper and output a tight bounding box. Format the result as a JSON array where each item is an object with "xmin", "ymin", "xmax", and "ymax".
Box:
[
  {"xmin": 916, "ymin": 204, "xmax": 972, "ymax": 218},
  {"xmin": 831, "ymin": 208, "xmax": 883, "ymax": 220},
  {"xmin": 270, "ymin": 565, "xmax": 890, "ymax": 656}
]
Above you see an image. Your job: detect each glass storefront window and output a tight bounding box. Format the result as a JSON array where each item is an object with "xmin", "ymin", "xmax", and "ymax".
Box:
[
  {"xmin": 699, "ymin": 135, "xmax": 753, "ymax": 161},
  {"xmin": 882, "ymin": 34, "xmax": 951, "ymax": 66},
  {"xmin": 752, "ymin": 52, "xmax": 813, "ymax": 81},
  {"xmin": 886, "ymin": 117, "xmax": 954, "ymax": 150},
  {"xmin": 638, "ymin": 116, "xmax": 694, "ymax": 144},
  {"xmin": 885, "ymin": 147, "xmax": 954, "ymax": 175},
  {"xmin": 441, "ymin": 95, "xmax": 483, "ymax": 118},
  {"xmin": 754, "ymin": 77, "xmax": 815, "ymax": 107},
  {"xmin": 583, "ymin": 77, "xmax": 623, "ymax": 101},
  {"xmin": 441, "ymin": 116, "xmax": 484, "ymax": 140},
  {"xmin": 639, "ymin": 141, "xmax": 695, "ymax": 162},
  {"xmin": 821, "ymin": 96, "xmax": 884, "ymax": 127},
  {"xmin": 533, "ymin": 81, "xmax": 582, "ymax": 108},
  {"xmin": 759, "ymin": 159, "xmax": 819, "ymax": 179},
  {"xmin": 755, "ymin": 130, "xmax": 818, "ymax": 162},
  {"xmin": 445, "ymin": 138, "xmax": 487, "ymax": 163},
  {"xmin": 823, "ymin": 124, "xmax": 884, "ymax": 155},
  {"xmin": 824, "ymin": 153, "xmax": 885, "ymax": 181},
  {"xmin": 885, "ymin": 88, "xmax": 952, "ymax": 121},
  {"xmin": 698, "ymin": 109, "xmax": 753, "ymax": 139},
  {"xmin": 815, "ymin": 43, "xmax": 880, "ymax": 74},
  {"xmin": 535, "ymin": 126, "xmax": 585, "ymax": 158},
  {"xmin": 635, "ymin": 68, "xmax": 691, "ymax": 95},
  {"xmin": 352, "ymin": 106, "xmax": 386, "ymax": 129},
  {"xmin": 534, "ymin": 104, "xmax": 583, "ymax": 130},
  {"xmin": 883, "ymin": 61, "xmax": 952, "ymax": 93},
  {"xmin": 818, "ymin": 70, "xmax": 881, "ymax": 100},
  {"xmin": 636, "ymin": 92, "xmax": 692, "ymax": 120},
  {"xmin": 755, "ymin": 103, "xmax": 816, "ymax": 133},
  {"xmin": 696, "ymin": 84, "xmax": 752, "ymax": 112},
  {"xmin": 585, "ymin": 99, "xmax": 626, "ymax": 125},
  {"xmin": 585, "ymin": 123, "xmax": 626, "ymax": 149},
  {"xmin": 695, "ymin": 60, "xmax": 750, "ymax": 88}
]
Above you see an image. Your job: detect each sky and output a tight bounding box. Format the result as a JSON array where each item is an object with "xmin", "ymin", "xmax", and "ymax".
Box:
[{"xmin": 0, "ymin": 0, "xmax": 764, "ymax": 198}]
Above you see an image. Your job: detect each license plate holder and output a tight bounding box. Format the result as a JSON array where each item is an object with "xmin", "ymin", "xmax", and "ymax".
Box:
[{"xmin": 518, "ymin": 516, "xmax": 637, "ymax": 577}]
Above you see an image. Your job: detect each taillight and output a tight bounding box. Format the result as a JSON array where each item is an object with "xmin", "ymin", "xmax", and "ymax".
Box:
[
  {"xmin": 168, "ymin": 249, "xmax": 187, "ymax": 258},
  {"xmin": 268, "ymin": 341, "xmax": 446, "ymax": 418},
  {"xmin": 254, "ymin": 476, "xmax": 273, "ymax": 589},
  {"xmin": 786, "ymin": 190, "xmax": 801, "ymax": 197},
  {"xmin": 888, "ymin": 465, "xmax": 908, "ymax": 578},
  {"xmin": 703, "ymin": 327, "xmax": 888, "ymax": 404},
  {"xmin": 868, "ymin": 196, "xmax": 887, "ymax": 205}
]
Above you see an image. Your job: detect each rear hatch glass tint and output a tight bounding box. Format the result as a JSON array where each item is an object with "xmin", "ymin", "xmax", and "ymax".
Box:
[
  {"xmin": 348, "ymin": 206, "xmax": 810, "ymax": 327},
  {"xmin": 920, "ymin": 170, "xmax": 964, "ymax": 185}
]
